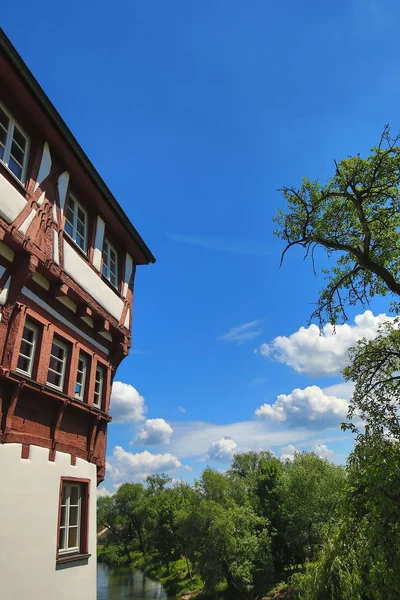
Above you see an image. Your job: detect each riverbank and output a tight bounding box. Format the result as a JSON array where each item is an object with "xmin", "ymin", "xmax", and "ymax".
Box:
[
  {"xmin": 97, "ymin": 546, "xmax": 296, "ymax": 599},
  {"xmin": 98, "ymin": 546, "xmax": 202, "ymax": 597}
]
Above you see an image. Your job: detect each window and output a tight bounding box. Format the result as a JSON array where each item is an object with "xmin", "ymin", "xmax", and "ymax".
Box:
[
  {"xmin": 102, "ymin": 239, "xmax": 118, "ymax": 288},
  {"xmin": 58, "ymin": 480, "xmax": 88, "ymax": 557},
  {"xmin": 16, "ymin": 320, "xmax": 38, "ymax": 376},
  {"xmin": 64, "ymin": 196, "xmax": 88, "ymax": 252},
  {"xmin": 0, "ymin": 104, "xmax": 29, "ymax": 182},
  {"xmin": 93, "ymin": 365, "xmax": 104, "ymax": 408},
  {"xmin": 47, "ymin": 337, "xmax": 68, "ymax": 391},
  {"xmin": 75, "ymin": 353, "xmax": 88, "ymax": 400}
]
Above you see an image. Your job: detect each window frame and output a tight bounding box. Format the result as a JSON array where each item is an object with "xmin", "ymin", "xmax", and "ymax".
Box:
[
  {"xmin": 93, "ymin": 364, "xmax": 105, "ymax": 409},
  {"xmin": 0, "ymin": 103, "xmax": 30, "ymax": 183},
  {"xmin": 102, "ymin": 238, "xmax": 119, "ymax": 289},
  {"xmin": 64, "ymin": 194, "xmax": 89, "ymax": 254},
  {"xmin": 57, "ymin": 477, "xmax": 90, "ymax": 560},
  {"xmin": 47, "ymin": 336, "xmax": 69, "ymax": 392},
  {"xmin": 16, "ymin": 320, "xmax": 39, "ymax": 377},
  {"xmin": 74, "ymin": 352, "xmax": 88, "ymax": 401}
]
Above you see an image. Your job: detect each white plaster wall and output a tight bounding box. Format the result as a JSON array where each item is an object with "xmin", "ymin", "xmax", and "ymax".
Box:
[
  {"xmin": 122, "ymin": 253, "xmax": 133, "ymax": 298},
  {"xmin": 34, "ymin": 142, "xmax": 52, "ymax": 191},
  {"xmin": 63, "ymin": 240, "xmax": 124, "ymax": 322},
  {"xmin": 18, "ymin": 208, "xmax": 37, "ymax": 235},
  {"xmin": 0, "ymin": 444, "xmax": 97, "ymax": 600},
  {"xmin": 92, "ymin": 216, "xmax": 105, "ymax": 272},
  {"xmin": 0, "ymin": 173, "xmax": 28, "ymax": 223}
]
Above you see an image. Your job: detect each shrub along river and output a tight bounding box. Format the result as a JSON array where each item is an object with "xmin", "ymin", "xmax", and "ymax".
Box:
[{"xmin": 97, "ymin": 562, "xmax": 168, "ymax": 600}]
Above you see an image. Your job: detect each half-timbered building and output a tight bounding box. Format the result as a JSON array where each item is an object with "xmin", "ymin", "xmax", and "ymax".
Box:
[{"xmin": 0, "ymin": 29, "xmax": 155, "ymax": 600}]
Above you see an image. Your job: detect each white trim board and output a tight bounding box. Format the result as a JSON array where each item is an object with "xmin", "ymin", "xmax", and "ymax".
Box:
[{"xmin": 21, "ymin": 287, "xmax": 109, "ymax": 355}]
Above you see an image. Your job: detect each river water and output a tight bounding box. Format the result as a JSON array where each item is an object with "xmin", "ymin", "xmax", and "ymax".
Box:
[{"xmin": 97, "ymin": 562, "xmax": 168, "ymax": 600}]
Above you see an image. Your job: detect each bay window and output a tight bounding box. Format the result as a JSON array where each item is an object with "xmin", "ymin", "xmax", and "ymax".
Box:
[
  {"xmin": 16, "ymin": 320, "xmax": 38, "ymax": 376},
  {"xmin": 47, "ymin": 336, "xmax": 68, "ymax": 391},
  {"xmin": 75, "ymin": 353, "xmax": 88, "ymax": 400},
  {"xmin": 102, "ymin": 239, "xmax": 118, "ymax": 288},
  {"xmin": 65, "ymin": 195, "xmax": 88, "ymax": 252},
  {"xmin": 0, "ymin": 103, "xmax": 29, "ymax": 182},
  {"xmin": 93, "ymin": 365, "xmax": 104, "ymax": 409}
]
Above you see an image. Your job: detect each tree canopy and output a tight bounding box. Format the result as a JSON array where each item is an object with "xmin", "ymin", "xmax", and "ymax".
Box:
[{"xmin": 275, "ymin": 126, "xmax": 400, "ymax": 325}]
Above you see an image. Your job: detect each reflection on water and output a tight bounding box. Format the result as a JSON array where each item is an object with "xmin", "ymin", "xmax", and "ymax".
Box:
[{"xmin": 97, "ymin": 562, "xmax": 168, "ymax": 600}]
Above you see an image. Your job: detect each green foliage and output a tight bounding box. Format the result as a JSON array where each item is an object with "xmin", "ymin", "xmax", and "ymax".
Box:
[
  {"xmin": 97, "ymin": 453, "xmax": 344, "ymax": 599},
  {"xmin": 281, "ymin": 453, "xmax": 346, "ymax": 567},
  {"xmin": 275, "ymin": 126, "xmax": 400, "ymax": 325},
  {"xmin": 343, "ymin": 317, "xmax": 400, "ymax": 439}
]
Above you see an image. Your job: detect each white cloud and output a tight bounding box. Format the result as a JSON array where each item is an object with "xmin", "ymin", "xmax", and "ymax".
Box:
[
  {"xmin": 168, "ymin": 419, "xmax": 337, "ymax": 461},
  {"xmin": 178, "ymin": 406, "xmax": 186, "ymax": 413},
  {"xmin": 255, "ymin": 385, "xmax": 348, "ymax": 428},
  {"xmin": 257, "ymin": 310, "xmax": 393, "ymax": 376},
  {"xmin": 312, "ymin": 444, "xmax": 334, "ymax": 458},
  {"xmin": 109, "ymin": 382, "xmax": 147, "ymax": 423},
  {"xmin": 97, "ymin": 487, "xmax": 113, "ymax": 498},
  {"xmin": 107, "ymin": 446, "xmax": 184, "ymax": 483},
  {"xmin": 135, "ymin": 418, "xmax": 173, "ymax": 445},
  {"xmin": 219, "ymin": 320, "xmax": 262, "ymax": 345},
  {"xmin": 207, "ymin": 437, "xmax": 238, "ymax": 462},
  {"xmin": 280, "ymin": 444, "xmax": 297, "ymax": 462}
]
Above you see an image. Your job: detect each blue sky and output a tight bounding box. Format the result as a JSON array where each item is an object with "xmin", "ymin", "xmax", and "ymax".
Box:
[{"xmin": 4, "ymin": 1, "xmax": 400, "ymax": 492}]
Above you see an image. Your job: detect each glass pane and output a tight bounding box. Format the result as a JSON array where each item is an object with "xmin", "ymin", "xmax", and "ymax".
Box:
[
  {"xmin": 10, "ymin": 141, "xmax": 24, "ymax": 164},
  {"xmin": 110, "ymin": 273, "xmax": 117, "ymax": 287},
  {"xmin": 68, "ymin": 526, "xmax": 78, "ymax": 548},
  {"xmin": 59, "ymin": 527, "xmax": 66, "ymax": 550},
  {"xmin": 20, "ymin": 340, "xmax": 33, "ymax": 357},
  {"xmin": 69, "ymin": 506, "xmax": 79, "ymax": 526},
  {"xmin": 17, "ymin": 355, "xmax": 30, "ymax": 372},
  {"xmin": 77, "ymin": 220, "xmax": 85, "ymax": 236},
  {"xmin": 62, "ymin": 485, "xmax": 67, "ymax": 504},
  {"xmin": 65, "ymin": 221, "xmax": 73, "ymax": 237},
  {"xmin": 77, "ymin": 207, "xmax": 86, "ymax": 223},
  {"xmin": 0, "ymin": 145, "xmax": 4, "ymax": 160},
  {"xmin": 51, "ymin": 342, "xmax": 64, "ymax": 360},
  {"xmin": 75, "ymin": 382, "xmax": 82, "ymax": 396},
  {"xmin": 60, "ymin": 506, "xmax": 66, "ymax": 527},
  {"xmin": 76, "ymin": 234, "xmax": 85, "ymax": 250},
  {"xmin": 66, "ymin": 199, "xmax": 75, "ymax": 220},
  {"xmin": 70, "ymin": 486, "xmax": 79, "ymax": 505},
  {"xmin": 102, "ymin": 263, "xmax": 108, "ymax": 277},
  {"xmin": 49, "ymin": 356, "xmax": 63, "ymax": 373},
  {"xmin": 0, "ymin": 127, "xmax": 7, "ymax": 147},
  {"xmin": 0, "ymin": 108, "xmax": 9, "ymax": 131},
  {"xmin": 47, "ymin": 370, "xmax": 61, "ymax": 388},
  {"xmin": 13, "ymin": 127, "xmax": 26, "ymax": 150},
  {"xmin": 8, "ymin": 158, "xmax": 22, "ymax": 179},
  {"xmin": 24, "ymin": 326, "xmax": 35, "ymax": 343}
]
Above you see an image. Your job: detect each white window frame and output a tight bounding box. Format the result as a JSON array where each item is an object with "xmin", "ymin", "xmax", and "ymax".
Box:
[
  {"xmin": 75, "ymin": 353, "xmax": 88, "ymax": 401},
  {"xmin": 102, "ymin": 239, "xmax": 119, "ymax": 289},
  {"xmin": 58, "ymin": 482, "xmax": 82, "ymax": 555},
  {"xmin": 47, "ymin": 337, "xmax": 68, "ymax": 391},
  {"xmin": 16, "ymin": 320, "xmax": 39, "ymax": 377},
  {"xmin": 0, "ymin": 103, "xmax": 30, "ymax": 183},
  {"xmin": 93, "ymin": 365, "xmax": 104, "ymax": 408},
  {"xmin": 64, "ymin": 195, "xmax": 88, "ymax": 253}
]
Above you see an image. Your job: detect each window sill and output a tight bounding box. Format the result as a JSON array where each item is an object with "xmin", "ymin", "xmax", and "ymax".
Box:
[
  {"xmin": 64, "ymin": 234, "xmax": 89, "ymax": 262},
  {"xmin": 57, "ymin": 553, "xmax": 91, "ymax": 565},
  {"xmin": 0, "ymin": 160, "xmax": 27, "ymax": 194}
]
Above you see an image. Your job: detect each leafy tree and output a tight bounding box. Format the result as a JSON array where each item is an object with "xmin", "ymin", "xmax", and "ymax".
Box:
[
  {"xmin": 275, "ymin": 126, "xmax": 400, "ymax": 325},
  {"xmin": 281, "ymin": 452, "xmax": 346, "ymax": 567},
  {"xmin": 114, "ymin": 483, "xmax": 148, "ymax": 553},
  {"xmin": 343, "ymin": 317, "xmax": 400, "ymax": 439},
  {"xmin": 297, "ymin": 435, "xmax": 400, "ymax": 600}
]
